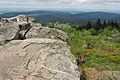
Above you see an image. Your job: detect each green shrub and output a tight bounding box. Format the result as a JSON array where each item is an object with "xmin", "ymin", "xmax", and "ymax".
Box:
[{"xmin": 48, "ymin": 23, "xmax": 120, "ymax": 71}]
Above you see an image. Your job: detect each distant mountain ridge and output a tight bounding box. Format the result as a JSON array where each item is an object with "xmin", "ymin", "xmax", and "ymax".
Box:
[{"xmin": 0, "ymin": 11, "xmax": 120, "ymax": 25}]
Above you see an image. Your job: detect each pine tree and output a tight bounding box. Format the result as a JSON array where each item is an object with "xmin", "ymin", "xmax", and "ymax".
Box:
[
  {"xmin": 114, "ymin": 20, "xmax": 118, "ymax": 29},
  {"xmin": 86, "ymin": 21, "xmax": 92, "ymax": 29},
  {"xmin": 110, "ymin": 20, "xmax": 115, "ymax": 28},
  {"xmin": 103, "ymin": 20, "xmax": 107, "ymax": 28},
  {"xmin": 95, "ymin": 18, "xmax": 102, "ymax": 30},
  {"xmin": 107, "ymin": 20, "xmax": 111, "ymax": 26}
]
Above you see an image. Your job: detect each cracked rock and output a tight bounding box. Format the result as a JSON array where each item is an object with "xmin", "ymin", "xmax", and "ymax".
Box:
[
  {"xmin": 0, "ymin": 38, "xmax": 81, "ymax": 80},
  {"xmin": 0, "ymin": 15, "xmax": 81, "ymax": 80}
]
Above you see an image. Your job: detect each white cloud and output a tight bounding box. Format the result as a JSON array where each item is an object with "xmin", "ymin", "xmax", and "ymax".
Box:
[
  {"xmin": 75, "ymin": 0, "xmax": 88, "ymax": 3},
  {"xmin": 0, "ymin": 0, "xmax": 120, "ymax": 11}
]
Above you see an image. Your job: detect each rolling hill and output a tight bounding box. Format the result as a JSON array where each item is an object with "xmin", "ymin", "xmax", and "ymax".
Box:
[{"xmin": 0, "ymin": 11, "xmax": 120, "ymax": 26}]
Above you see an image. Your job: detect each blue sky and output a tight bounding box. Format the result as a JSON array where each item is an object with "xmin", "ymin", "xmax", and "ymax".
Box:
[{"xmin": 0, "ymin": 0, "xmax": 120, "ymax": 11}]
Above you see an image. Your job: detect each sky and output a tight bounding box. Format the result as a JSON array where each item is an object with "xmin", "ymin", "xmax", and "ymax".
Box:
[{"xmin": 0, "ymin": 0, "xmax": 120, "ymax": 12}]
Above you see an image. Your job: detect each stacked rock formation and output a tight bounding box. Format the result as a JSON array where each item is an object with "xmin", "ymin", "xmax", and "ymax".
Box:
[{"xmin": 0, "ymin": 15, "xmax": 81, "ymax": 80}]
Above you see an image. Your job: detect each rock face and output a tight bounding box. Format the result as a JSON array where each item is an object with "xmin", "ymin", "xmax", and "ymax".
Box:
[
  {"xmin": 0, "ymin": 24, "xmax": 19, "ymax": 43},
  {"xmin": 0, "ymin": 15, "xmax": 81, "ymax": 80},
  {"xmin": 0, "ymin": 15, "xmax": 68, "ymax": 45},
  {"xmin": 0, "ymin": 15, "xmax": 33, "ymax": 44},
  {"xmin": 0, "ymin": 38, "xmax": 80, "ymax": 80},
  {"xmin": 26, "ymin": 24, "xmax": 68, "ymax": 41}
]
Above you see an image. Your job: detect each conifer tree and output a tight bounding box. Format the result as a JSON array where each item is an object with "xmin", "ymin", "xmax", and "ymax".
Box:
[
  {"xmin": 103, "ymin": 20, "xmax": 107, "ymax": 28},
  {"xmin": 95, "ymin": 18, "xmax": 102, "ymax": 30},
  {"xmin": 86, "ymin": 21, "xmax": 92, "ymax": 29}
]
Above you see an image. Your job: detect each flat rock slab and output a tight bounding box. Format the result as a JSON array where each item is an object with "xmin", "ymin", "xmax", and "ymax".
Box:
[{"xmin": 0, "ymin": 38, "xmax": 80, "ymax": 80}]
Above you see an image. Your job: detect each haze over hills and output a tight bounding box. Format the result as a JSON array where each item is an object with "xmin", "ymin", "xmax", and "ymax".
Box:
[{"xmin": 0, "ymin": 10, "xmax": 120, "ymax": 26}]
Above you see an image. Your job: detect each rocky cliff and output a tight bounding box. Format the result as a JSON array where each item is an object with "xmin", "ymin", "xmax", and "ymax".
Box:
[{"xmin": 0, "ymin": 15, "xmax": 81, "ymax": 80}]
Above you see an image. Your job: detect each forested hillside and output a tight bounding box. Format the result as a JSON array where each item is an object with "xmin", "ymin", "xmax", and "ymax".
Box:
[{"xmin": 1, "ymin": 11, "xmax": 120, "ymax": 27}]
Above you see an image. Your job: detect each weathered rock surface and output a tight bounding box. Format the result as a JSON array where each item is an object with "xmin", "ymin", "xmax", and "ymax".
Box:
[
  {"xmin": 0, "ymin": 38, "xmax": 80, "ymax": 80},
  {"xmin": 0, "ymin": 25, "xmax": 19, "ymax": 41},
  {"xmin": 0, "ymin": 35, "xmax": 5, "ymax": 45},
  {"xmin": 0, "ymin": 15, "xmax": 81, "ymax": 80},
  {"xmin": 0, "ymin": 15, "xmax": 68, "ymax": 45},
  {"xmin": 0, "ymin": 15, "xmax": 33, "ymax": 43},
  {"xmin": 0, "ymin": 15, "xmax": 35, "ymax": 24},
  {"xmin": 26, "ymin": 23, "xmax": 68, "ymax": 41}
]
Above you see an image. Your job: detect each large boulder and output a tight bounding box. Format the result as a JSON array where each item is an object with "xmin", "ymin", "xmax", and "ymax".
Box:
[
  {"xmin": 0, "ymin": 15, "xmax": 68, "ymax": 43},
  {"xmin": 0, "ymin": 38, "xmax": 80, "ymax": 80},
  {"xmin": 8, "ymin": 15, "xmax": 35, "ymax": 23},
  {"xmin": 0, "ymin": 25, "xmax": 19, "ymax": 41},
  {"xmin": 0, "ymin": 23, "xmax": 32, "ymax": 43},
  {"xmin": 0, "ymin": 15, "xmax": 33, "ymax": 43},
  {"xmin": 26, "ymin": 24, "xmax": 68, "ymax": 41}
]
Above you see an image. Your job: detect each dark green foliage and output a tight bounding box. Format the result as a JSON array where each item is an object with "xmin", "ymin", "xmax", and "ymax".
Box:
[
  {"xmin": 86, "ymin": 21, "xmax": 92, "ymax": 30},
  {"xmin": 95, "ymin": 18, "xmax": 102, "ymax": 30},
  {"xmin": 103, "ymin": 20, "xmax": 107, "ymax": 27},
  {"xmin": 77, "ymin": 18, "xmax": 120, "ymax": 32}
]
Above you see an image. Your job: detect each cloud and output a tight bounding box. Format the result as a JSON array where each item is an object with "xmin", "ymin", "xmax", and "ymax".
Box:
[
  {"xmin": 57, "ymin": 0, "xmax": 87, "ymax": 3},
  {"xmin": 0, "ymin": 0, "xmax": 120, "ymax": 11},
  {"xmin": 108, "ymin": 0, "xmax": 120, "ymax": 3}
]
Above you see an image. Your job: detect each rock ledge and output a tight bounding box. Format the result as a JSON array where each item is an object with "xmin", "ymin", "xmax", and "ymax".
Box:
[{"xmin": 0, "ymin": 15, "xmax": 80, "ymax": 80}]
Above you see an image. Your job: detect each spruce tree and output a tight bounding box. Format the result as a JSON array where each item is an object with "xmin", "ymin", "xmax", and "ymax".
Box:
[
  {"xmin": 95, "ymin": 18, "xmax": 102, "ymax": 30},
  {"xmin": 114, "ymin": 20, "xmax": 118, "ymax": 29},
  {"xmin": 86, "ymin": 21, "xmax": 92, "ymax": 29},
  {"xmin": 103, "ymin": 20, "xmax": 107, "ymax": 28}
]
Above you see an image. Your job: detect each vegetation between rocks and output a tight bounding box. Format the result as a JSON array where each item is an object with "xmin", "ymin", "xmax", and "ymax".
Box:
[{"xmin": 46, "ymin": 22, "xmax": 120, "ymax": 71}]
